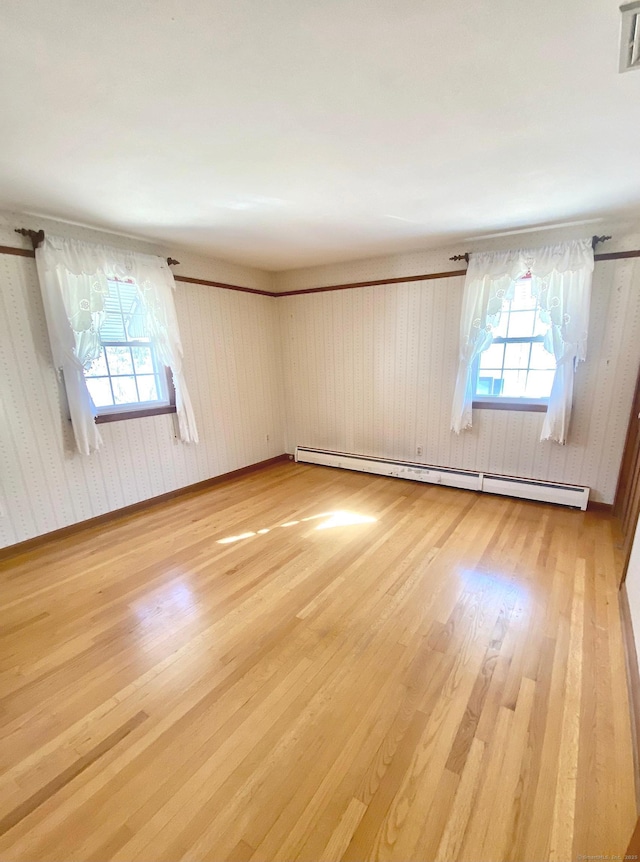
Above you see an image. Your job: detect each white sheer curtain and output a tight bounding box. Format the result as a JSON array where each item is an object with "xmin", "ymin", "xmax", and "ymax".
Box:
[
  {"xmin": 450, "ymin": 238, "xmax": 594, "ymax": 444},
  {"xmin": 35, "ymin": 234, "xmax": 198, "ymax": 455}
]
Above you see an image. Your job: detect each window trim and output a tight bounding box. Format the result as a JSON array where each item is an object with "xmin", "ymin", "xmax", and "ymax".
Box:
[
  {"xmin": 472, "ymin": 324, "xmax": 553, "ymax": 412},
  {"xmin": 472, "ymin": 398, "xmax": 548, "ymax": 413},
  {"xmin": 95, "ymin": 367, "xmax": 176, "ymax": 424},
  {"xmin": 86, "ymin": 276, "xmax": 177, "ymax": 425}
]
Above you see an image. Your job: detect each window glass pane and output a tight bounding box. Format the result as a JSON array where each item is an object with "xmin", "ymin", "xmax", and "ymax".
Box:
[
  {"xmin": 526, "ymin": 370, "xmax": 554, "ymax": 399},
  {"xmin": 477, "ymin": 373, "xmax": 504, "ymax": 396},
  {"xmin": 473, "ymin": 279, "xmax": 553, "ymax": 402},
  {"xmin": 100, "ymin": 312, "xmax": 126, "ymax": 342},
  {"xmin": 86, "ymin": 377, "xmax": 114, "ymax": 407},
  {"xmin": 105, "ymin": 346, "xmax": 134, "ymax": 375},
  {"xmin": 507, "ymin": 311, "xmax": 536, "ymax": 338},
  {"xmin": 501, "ymin": 370, "xmax": 528, "ymax": 397},
  {"xmin": 81, "ymin": 279, "xmax": 169, "ymax": 415},
  {"xmin": 103, "ymin": 289, "xmax": 122, "ymax": 315},
  {"xmin": 504, "ymin": 342, "xmax": 531, "ymax": 370},
  {"xmin": 85, "ymin": 351, "xmax": 108, "ymax": 376},
  {"xmin": 476, "ymin": 376, "xmax": 492, "ymax": 396},
  {"xmin": 132, "ymin": 346, "xmax": 154, "ymax": 374},
  {"xmin": 533, "ymin": 313, "xmax": 548, "ymax": 337},
  {"xmin": 136, "ymin": 375, "xmax": 159, "ymax": 402},
  {"xmin": 117, "ymin": 282, "xmax": 139, "ymax": 316},
  {"xmin": 492, "ymin": 312, "xmax": 509, "ymax": 339},
  {"xmin": 512, "ymin": 279, "xmax": 536, "ymax": 309},
  {"xmin": 530, "ymin": 342, "xmax": 556, "ymax": 370},
  {"xmin": 126, "ymin": 314, "xmax": 148, "ymax": 341},
  {"xmin": 112, "ymin": 376, "xmax": 139, "ymax": 405},
  {"xmin": 102, "ymin": 281, "xmax": 149, "ymax": 342},
  {"xmin": 479, "ymin": 343, "xmax": 505, "ymax": 369}
]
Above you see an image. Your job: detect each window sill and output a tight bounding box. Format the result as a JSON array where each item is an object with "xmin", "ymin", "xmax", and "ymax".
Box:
[
  {"xmin": 472, "ymin": 400, "xmax": 547, "ymax": 413},
  {"xmin": 95, "ymin": 404, "xmax": 177, "ymax": 424}
]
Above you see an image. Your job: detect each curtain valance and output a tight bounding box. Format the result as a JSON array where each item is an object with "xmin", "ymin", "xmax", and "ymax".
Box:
[
  {"xmin": 450, "ymin": 238, "xmax": 594, "ymax": 444},
  {"xmin": 465, "ymin": 240, "xmax": 594, "ymax": 282},
  {"xmin": 35, "ymin": 235, "xmax": 198, "ymax": 455}
]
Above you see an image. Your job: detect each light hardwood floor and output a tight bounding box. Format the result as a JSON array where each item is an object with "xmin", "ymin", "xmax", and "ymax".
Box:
[{"xmin": 0, "ymin": 462, "xmax": 636, "ymax": 861}]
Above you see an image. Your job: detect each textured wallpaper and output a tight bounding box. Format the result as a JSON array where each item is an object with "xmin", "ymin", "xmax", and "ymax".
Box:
[
  {"xmin": 279, "ymin": 245, "xmax": 640, "ymax": 503},
  {"xmin": 2, "ymin": 212, "xmax": 640, "ymax": 548},
  {"xmin": 274, "ymin": 220, "xmax": 640, "ymax": 292},
  {"xmin": 0, "ymin": 214, "xmax": 284, "ymax": 547}
]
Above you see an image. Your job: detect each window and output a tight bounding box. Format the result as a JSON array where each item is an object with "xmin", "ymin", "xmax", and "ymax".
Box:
[
  {"xmin": 83, "ymin": 278, "xmax": 176, "ymax": 423},
  {"xmin": 472, "ymin": 276, "xmax": 555, "ymax": 410}
]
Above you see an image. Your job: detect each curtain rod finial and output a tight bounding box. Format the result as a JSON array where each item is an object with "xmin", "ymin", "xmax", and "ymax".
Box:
[
  {"xmin": 592, "ymin": 235, "xmax": 612, "ymax": 249},
  {"xmin": 15, "ymin": 228, "xmax": 44, "ymax": 249},
  {"xmin": 449, "ymin": 253, "xmax": 469, "ymax": 263},
  {"xmin": 167, "ymin": 257, "xmax": 180, "ymax": 266}
]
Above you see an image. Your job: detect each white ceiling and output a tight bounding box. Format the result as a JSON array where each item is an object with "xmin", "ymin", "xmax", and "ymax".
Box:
[{"xmin": 2, "ymin": 0, "xmax": 639, "ymax": 270}]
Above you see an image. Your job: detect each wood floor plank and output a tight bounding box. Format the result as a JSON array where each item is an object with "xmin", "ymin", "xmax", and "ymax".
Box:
[
  {"xmin": 549, "ymin": 558, "xmax": 585, "ymax": 862},
  {"xmin": 457, "ymin": 703, "xmax": 515, "ymax": 859},
  {"xmin": 316, "ymin": 797, "xmax": 367, "ymax": 862},
  {"xmin": 0, "ymin": 462, "xmax": 636, "ymax": 861},
  {"xmin": 435, "ymin": 736, "xmax": 486, "ymax": 861}
]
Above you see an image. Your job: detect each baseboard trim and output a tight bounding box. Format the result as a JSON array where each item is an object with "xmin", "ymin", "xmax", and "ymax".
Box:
[
  {"xmin": 620, "ymin": 584, "xmax": 640, "ymax": 814},
  {"xmin": 587, "ymin": 501, "xmax": 614, "ymax": 513},
  {"xmin": 0, "ymin": 454, "xmax": 291, "ymax": 562}
]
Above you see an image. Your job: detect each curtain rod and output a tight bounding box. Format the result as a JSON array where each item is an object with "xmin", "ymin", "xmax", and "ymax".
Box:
[
  {"xmin": 2, "ymin": 240, "xmax": 639, "ymax": 295},
  {"xmin": 448, "ymin": 234, "xmax": 613, "ymax": 264},
  {"xmin": 14, "ymin": 228, "xmax": 180, "ymax": 267},
  {"xmin": 16, "ymin": 225, "xmax": 613, "ymax": 271}
]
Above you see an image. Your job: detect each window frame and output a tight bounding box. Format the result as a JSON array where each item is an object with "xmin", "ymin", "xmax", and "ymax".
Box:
[
  {"xmin": 471, "ymin": 278, "xmax": 552, "ymax": 413},
  {"xmin": 84, "ymin": 276, "xmax": 178, "ymax": 425},
  {"xmin": 472, "ymin": 397, "xmax": 548, "ymax": 413},
  {"xmin": 94, "ymin": 367, "xmax": 176, "ymax": 424}
]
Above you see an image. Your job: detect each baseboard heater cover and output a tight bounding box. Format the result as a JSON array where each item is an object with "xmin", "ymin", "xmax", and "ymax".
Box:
[{"xmin": 295, "ymin": 447, "xmax": 589, "ymax": 510}]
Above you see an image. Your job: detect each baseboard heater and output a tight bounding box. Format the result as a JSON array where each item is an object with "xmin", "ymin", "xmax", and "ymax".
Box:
[{"xmin": 295, "ymin": 446, "xmax": 589, "ymax": 510}]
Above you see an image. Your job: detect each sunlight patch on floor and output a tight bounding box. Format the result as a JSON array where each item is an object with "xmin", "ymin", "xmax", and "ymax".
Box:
[
  {"xmin": 314, "ymin": 511, "xmax": 377, "ymax": 530},
  {"xmin": 216, "ymin": 510, "xmax": 377, "ymax": 544}
]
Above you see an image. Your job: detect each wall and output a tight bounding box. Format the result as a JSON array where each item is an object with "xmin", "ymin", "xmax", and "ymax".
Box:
[
  {"xmin": 626, "ymin": 521, "xmax": 640, "ymax": 665},
  {"xmin": 3, "ymin": 212, "xmax": 640, "ymax": 549},
  {"xmin": 277, "ymin": 224, "xmax": 640, "ymax": 503},
  {"xmin": 0, "ymin": 212, "xmax": 284, "ymax": 548}
]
